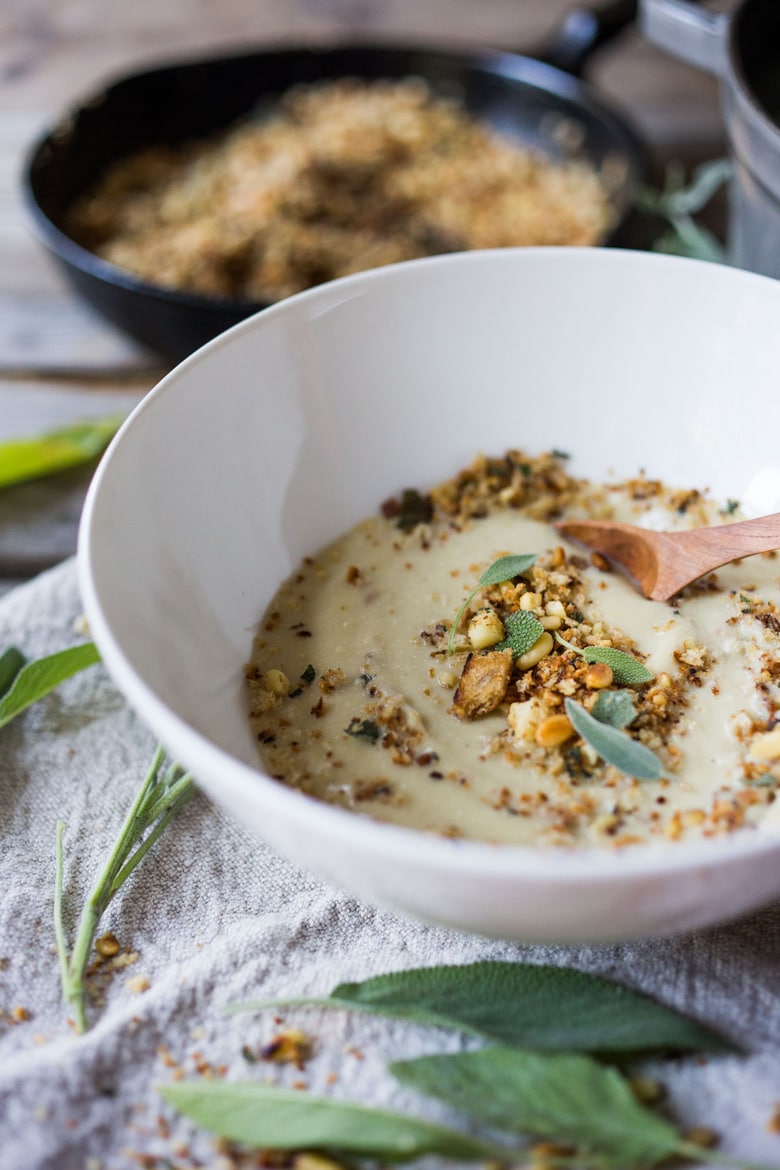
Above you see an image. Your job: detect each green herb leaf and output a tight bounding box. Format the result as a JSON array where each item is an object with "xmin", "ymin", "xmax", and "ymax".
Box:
[
  {"xmin": 556, "ymin": 635, "xmax": 654, "ymax": 685},
  {"xmin": 494, "ymin": 610, "xmax": 546, "ymax": 659},
  {"xmin": 390, "ymin": 1047, "xmax": 681, "ymax": 1168},
  {"xmin": 637, "ymin": 159, "xmax": 731, "ymax": 265},
  {"xmin": 591, "ymin": 689, "xmax": 637, "ymax": 729},
  {"xmin": 56, "ymin": 746, "xmax": 194, "ymax": 1032},
  {"xmin": 582, "ymin": 647, "xmax": 654, "ymax": 684},
  {"xmin": 478, "ymin": 554, "xmax": 538, "ymax": 588},
  {"xmin": 230, "ymin": 960, "xmax": 731, "ymax": 1055},
  {"xmin": 0, "ymin": 416, "xmax": 124, "ymax": 490},
  {"xmin": 565, "ymin": 699, "xmax": 665, "ymax": 781},
  {"xmin": 158, "ymin": 1082, "xmax": 509, "ymax": 1162},
  {"xmin": 301, "ymin": 664, "xmax": 316, "ymax": 684},
  {"xmin": 0, "ymin": 646, "xmax": 26, "ymax": 700},
  {"xmin": 344, "ymin": 717, "xmax": 381, "ymax": 742},
  {"xmin": 396, "ymin": 489, "xmax": 433, "ymax": 532},
  {"xmin": 447, "ymin": 554, "xmax": 537, "ymax": 655},
  {"xmin": 0, "ymin": 642, "xmax": 101, "ymax": 731}
]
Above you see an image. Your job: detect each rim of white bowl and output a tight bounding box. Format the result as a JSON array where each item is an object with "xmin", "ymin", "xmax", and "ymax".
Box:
[{"xmin": 78, "ymin": 246, "xmax": 780, "ymax": 884}]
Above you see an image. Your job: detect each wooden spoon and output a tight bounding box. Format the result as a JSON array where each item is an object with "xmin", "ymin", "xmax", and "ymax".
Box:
[{"xmin": 555, "ymin": 513, "xmax": 780, "ymax": 602}]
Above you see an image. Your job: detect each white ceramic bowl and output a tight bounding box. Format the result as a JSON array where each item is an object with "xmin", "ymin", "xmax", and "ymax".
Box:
[{"xmin": 78, "ymin": 247, "xmax": 780, "ymax": 943}]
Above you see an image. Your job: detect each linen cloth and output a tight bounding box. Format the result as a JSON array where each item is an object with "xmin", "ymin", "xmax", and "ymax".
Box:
[{"xmin": 1, "ymin": 559, "xmax": 779, "ymax": 1170}]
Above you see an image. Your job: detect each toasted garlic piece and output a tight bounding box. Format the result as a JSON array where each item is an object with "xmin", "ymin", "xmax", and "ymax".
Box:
[
  {"xmin": 468, "ymin": 609, "xmax": 505, "ymax": 651},
  {"xmin": 507, "ymin": 698, "xmax": 544, "ymax": 741}
]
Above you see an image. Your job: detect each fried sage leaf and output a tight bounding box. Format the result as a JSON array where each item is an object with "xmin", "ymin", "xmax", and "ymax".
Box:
[
  {"xmin": 390, "ymin": 1047, "xmax": 679, "ymax": 1169},
  {"xmin": 229, "ymin": 960, "xmax": 731, "ymax": 1055},
  {"xmin": 159, "ymin": 1082, "xmax": 509, "ymax": 1162}
]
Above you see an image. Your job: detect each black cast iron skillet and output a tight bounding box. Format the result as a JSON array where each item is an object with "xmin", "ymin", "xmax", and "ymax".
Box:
[{"xmin": 23, "ymin": 0, "xmax": 645, "ymax": 361}]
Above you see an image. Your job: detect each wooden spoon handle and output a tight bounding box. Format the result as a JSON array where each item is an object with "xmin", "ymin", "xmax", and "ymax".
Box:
[{"xmin": 667, "ymin": 511, "xmax": 780, "ymax": 575}]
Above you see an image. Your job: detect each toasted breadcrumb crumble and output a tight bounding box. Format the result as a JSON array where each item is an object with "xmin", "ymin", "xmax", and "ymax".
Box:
[
  {"xmin": 67, "ymin": 79, "xmax": 614, "ymax": 303},
  {"xmin": 247, "ymin": 449, "xmax": 780, "ymax": 848}
]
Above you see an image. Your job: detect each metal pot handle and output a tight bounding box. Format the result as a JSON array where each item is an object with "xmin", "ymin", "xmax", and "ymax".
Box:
[
  {"xmin": 638, "ymin": 0, "xmax": 729, "ymax": 76},
  {"xmin": 534, "ymin": 0, "xmax": 637, "ymax": 77}
]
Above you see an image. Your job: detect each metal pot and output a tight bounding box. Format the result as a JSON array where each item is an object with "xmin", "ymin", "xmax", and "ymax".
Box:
[{"xmin": 640, "ymin": 0, "xmax": 780, "ymax": 277}]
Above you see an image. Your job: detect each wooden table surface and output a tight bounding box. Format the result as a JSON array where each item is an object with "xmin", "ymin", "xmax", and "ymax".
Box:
[{"xmin": 0, "ymin": 0, "xmax": 726, "ymax": 597}]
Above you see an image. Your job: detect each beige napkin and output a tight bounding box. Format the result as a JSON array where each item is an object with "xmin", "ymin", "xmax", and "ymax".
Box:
[{"xmin": 1, "ymin": 559, "xmax": 779, "ymax": 1170}]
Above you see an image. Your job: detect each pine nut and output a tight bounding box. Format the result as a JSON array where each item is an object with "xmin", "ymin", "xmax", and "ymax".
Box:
[
  {"xmin": 584, "ymin": 661, "xmax": 613, "ymax": 689},
  {"xmin": 535, "ymin": 713, "xmax": 575, "ymax": 748},
  {"xmin": 263, "ymin": 668, "xmax": 291, "ymax": 696},
  {"xmin": 516, "ymin": 631, "xmax": 554, "ymax": 670},
  {"xmin": 519, "ymin": 591, "xmax": 542, "ymax": 611}
]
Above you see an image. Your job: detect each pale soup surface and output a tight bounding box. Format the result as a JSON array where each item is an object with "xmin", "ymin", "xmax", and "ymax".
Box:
[{"xmin": 246, "ymin": 452, "xmax": 780, "ymax": 848}]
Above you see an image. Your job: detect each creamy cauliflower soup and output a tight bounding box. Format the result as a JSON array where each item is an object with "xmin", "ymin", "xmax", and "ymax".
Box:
[{"xmin": 245, "ymin": 451, "xmax": 780, "ymax": 848}]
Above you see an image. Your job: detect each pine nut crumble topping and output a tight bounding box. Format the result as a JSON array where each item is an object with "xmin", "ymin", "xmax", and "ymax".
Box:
[{"xmin": 246, "ymin": 450, "xmax": 780, "ymax": 848}]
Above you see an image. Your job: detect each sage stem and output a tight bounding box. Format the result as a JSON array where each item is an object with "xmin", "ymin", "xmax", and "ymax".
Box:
[{"xmin": 57, "ymin": 746, "xmax": 193, "ymax": 1033}]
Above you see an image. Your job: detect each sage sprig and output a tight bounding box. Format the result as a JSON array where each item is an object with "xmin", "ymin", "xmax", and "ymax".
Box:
[
  {"xmin": 447, "ymin": 554, "xmax": 537, "ymax": 655},
  {"xmin": 55, "ymin": 745, "xmax": 194, "ymax": 1033},
  {"xmin": 565, "ymin": 698, "xmax": 665, "ymax": 781},
  {"xmin": 637, "ymin": 159, "xmax": 732, "ymax": 264},
  {"xmin": 228, "ymin": 960, "xmax": 731, "ymax": 1055},
  {"xmin": 0, "ymin": 415, "xmax": 124, "ymax": 490},
  {"xmin": 158, "ymin": 1082, "xmax": 510, "ymax": 1162},
  {"xmin": 0, "ymin": 641, "xmax": 101, "ymax": 731}
]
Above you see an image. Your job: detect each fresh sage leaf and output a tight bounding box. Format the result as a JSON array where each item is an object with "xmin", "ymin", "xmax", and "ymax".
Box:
[
  {"xmin": 653, "ymin": 220, "xmax": 726, "ymax": 264},
  {"xmin": 0, "ymin": 646, "xmax": 26, "ymax": 701},
  {"xmin": 582, "ymin": 647, "xmax": 654, "ymax": 684},
  {"xmin": 159, "ymin": 1082, "xmax": 510, "ymax": 1162},
  {"xmin": 478, "ymin": 554, "xmax": 538, "ymax": 588},
  {"xmin": 0, "ymin": 642, "xmax": 101, "ymax": 731},
  {"xmin": 556, "ymin": 635, "xmax": 654, "ymax": 685},
  {"xmin": 231, "ymin": 960, "xmax": 731, "ymax": 1055},
  {"xmin": 390, "ymin": 1047, "xmax": 681, "ymax": 1169},
  {"xmin": 591, "ymin": 689, "xmax": 637, "ymax": 729},
  {"xmin": 637, "ymin": 160, "xmax": 731, "ymax": 265},
  {"xmin": 448, "ymin": 553, "xmax": 537, "ymax": 655},
  {"xmin": 0, "ymin": 416, "xmax": 124, "ymax": 490},
  {"xmin": 494, "ymin": 609, "xmax": 545, "ymax": 659},
  {"xmin": 565, "ymin": 699, "xmax": 665, "ymax": 781}
]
